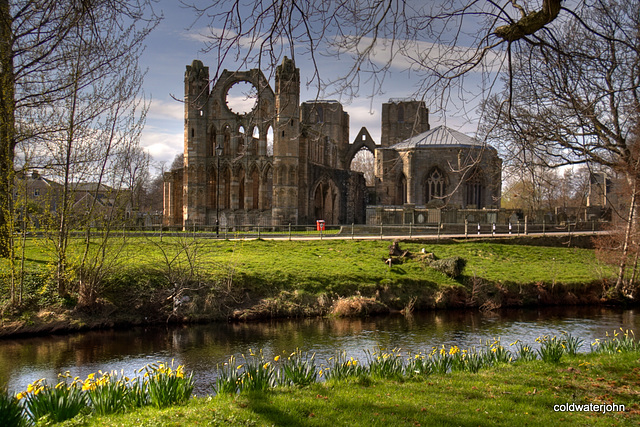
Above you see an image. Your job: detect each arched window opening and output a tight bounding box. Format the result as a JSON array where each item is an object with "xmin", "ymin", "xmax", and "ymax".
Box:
[
  {"xmin": 317, "ymin": 106, "xmax": 324, "ymax": 123},
  {"xmin": 426, "ymin": 169, "xmax": 446, "ymax": 203},
  {"xmin": 465, "ymin": 173, "xmax": 484, "ymax": 208},
  {"xmin": 395, "ymin": 173, "xmax": 407, "ymax": 205},
  {"xmin": 397, "ymin": 105, "xmax": 404, "ymax": 123},
  {"xmin": 251, "ymin": 168, "xmax": 260, "ymax": 210},
  {"xmin": 239, "ymin": 125, "xmax": 245, "ymax": 134},
  {"xmin": 223, "ymin": 125, "xmax": 231, "ymax": 155},
  {"xmin": 349, "ymin": 148, "xmax": 375, "ymax": 186},
  {"xmin": 263, "ymin": 166, "xmax": 273, "ymax": 209},
  {"xmin": 208, "ymin": 168, "xmax": 217, "ymax": 208},
  {"xmin": 266, "ymin": 126, "xmax": 274, "ymax": 156},
  {"xmin": 223, "ymin": 168, "xmax": 231, "ymax": 209},
  {"xmin": 238, "ymin": 175, "xmax": 245, "ymax": 210},
  {"xmin": 252, "ymin": 126, "xmax": 259, "ymax": 139},
  {"xmin": 289, "ymin": 166, "xmax": 296, "ymax": 186},
  {"xmin": 208, "ymin": 127, "xmax": 217, "ymax": 157}
]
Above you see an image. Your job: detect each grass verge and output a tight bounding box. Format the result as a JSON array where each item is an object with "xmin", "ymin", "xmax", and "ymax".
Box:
[{"xmin": 68, "ymin": 350, "xmax": 639, "ymax": 426}]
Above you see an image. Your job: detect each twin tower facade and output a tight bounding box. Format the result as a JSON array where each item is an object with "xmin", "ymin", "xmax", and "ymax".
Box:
[{"xmin": 163, "ymin": 58, "xmax": 501, "ymax": 227}]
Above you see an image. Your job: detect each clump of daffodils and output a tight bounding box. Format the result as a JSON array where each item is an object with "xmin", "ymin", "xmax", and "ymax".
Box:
[{"xmin": 13, "ymin": 362, "xmax": 194, "ymax": 423}]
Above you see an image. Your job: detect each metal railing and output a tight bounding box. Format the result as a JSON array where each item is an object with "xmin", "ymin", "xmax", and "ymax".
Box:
[{"xmin": 70, "ymin": 220, "xmax": 606, "ymax": 240}]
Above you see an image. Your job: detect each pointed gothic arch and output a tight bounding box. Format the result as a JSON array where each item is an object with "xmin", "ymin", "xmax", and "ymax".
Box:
[
  {"xmin": 312, "ymin": 178, "xmax": 339, "ymax": 224},
  {"xmin": 237, "ymin": 166, "xmax": 245, "ymax": 210},
  {"xmin": 266, "ymin": 125, "xmax": 274, "ymax": 156},
  {"xmin": 424, "ymin": 167, "xmax": 447, "ymax": 205},
  {"xmin": 262, "ymin": 163, "xmax": 273, "ymax": 209},
  {"xmin": 208, "ymin": 125, "xmax": 217, "ymax": 157},
  {"xmin": 249, "ymin": 165, "xmax": 260, "ymax": 210},
  {"xmin": 208, "ymin": 165, "xmax": 217, "ymax": 208},
  {"xmin": 223, "ymin": 124, "xmax": 231, "ymax": 155},
  {"xmin": 464, "ymin": 168, "xmax": 485, "ymax": 208},
  {"xmin": 395, "ymin": 173, "xmax": 407, "ymax": 205},
  {"xmin": 222, "ymin": 166, "xmax": 231, "ymax": 209}
]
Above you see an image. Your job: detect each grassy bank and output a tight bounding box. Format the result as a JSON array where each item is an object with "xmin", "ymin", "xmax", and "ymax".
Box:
[
  {"xmin": 0, "ymin": 236, "xmax": 617, "ymax": 336},
  {"xmin": 54, "ymin": 349, "xmax": 640, "ymax": 426}
]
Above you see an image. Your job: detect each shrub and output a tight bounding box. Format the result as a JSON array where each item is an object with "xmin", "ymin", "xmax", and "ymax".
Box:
[{"xmin": 429, "ymin": 257, "xmax": 466, "ymax": 278}]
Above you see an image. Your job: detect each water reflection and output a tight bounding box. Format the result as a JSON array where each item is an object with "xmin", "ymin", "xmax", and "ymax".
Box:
[{"xmin": 0, "ymin": 306, "xmax": 636, "ymax": 395}]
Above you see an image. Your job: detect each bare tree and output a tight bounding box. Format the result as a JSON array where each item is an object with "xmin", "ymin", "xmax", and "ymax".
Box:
[
  {"xmin": 481, "ymin": 0, "xmax": 640, "ymax": 294},
  {"xmin": 186, "ymin": 1, "xmax": 572, "ymax": 104},
  {"xmin": 0, "ymin": 0, "xmax": 159, "ymax": 263}
]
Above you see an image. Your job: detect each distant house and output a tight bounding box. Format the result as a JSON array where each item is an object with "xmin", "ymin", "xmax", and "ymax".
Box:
[{"xmin": 14, "ymin": 172, "xmax": 133, "ymax": 227}]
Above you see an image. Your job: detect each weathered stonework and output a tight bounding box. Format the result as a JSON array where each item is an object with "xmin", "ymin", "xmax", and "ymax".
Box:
[{"xmin": 163, "ymin": 59, "xmax": 501, "ymax": 227}]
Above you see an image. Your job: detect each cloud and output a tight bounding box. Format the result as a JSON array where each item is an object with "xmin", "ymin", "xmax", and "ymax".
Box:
[
  {"xmin": 181, "ymin": 26, "xmax": 267, "ymax": 51},
  {"xmin": 333, "ymin": 36, "xmax": 505, "ymax": 74},
  {"xmin": 147, "ymin": 99, "xmax": 184, "ymax": 121},
  {"xmin": 140, "ymin": 130, "xmax": 182, "ymax": 166},
  {"xmin": 343, "ymin": 103, "xmax": 381, "ymax": 144}
]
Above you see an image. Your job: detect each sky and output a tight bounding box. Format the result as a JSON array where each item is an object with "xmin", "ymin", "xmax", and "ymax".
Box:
[{"xmin": 139, "ymin": 1, "xmax": 497, "ymax": 174}]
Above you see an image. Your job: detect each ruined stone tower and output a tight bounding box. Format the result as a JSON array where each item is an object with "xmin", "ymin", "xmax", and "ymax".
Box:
[
  {"xmin": 380, "ymin": 100, "xmax": 430, "ymax": 147},
  {"xmin": 272, "ymin": 57, "xmax": 300, "ymax": 224},
  {"xmin": 183, "ymin": 59, "xmax": 210, "ymax": 225}
]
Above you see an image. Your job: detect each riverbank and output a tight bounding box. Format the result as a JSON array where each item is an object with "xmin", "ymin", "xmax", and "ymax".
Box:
[
  {"xmin": 60, "ymin": 350, "xmax": 640, "ymax": 426},
  {"xmin": 0, "ymin": 236, "xmax": 625, "ymax": 338}
]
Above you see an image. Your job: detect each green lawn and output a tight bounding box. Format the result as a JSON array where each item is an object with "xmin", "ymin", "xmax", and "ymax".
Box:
[{"xmin": 1, "ymin": 236, "xmax": 616, "ymax": 327}]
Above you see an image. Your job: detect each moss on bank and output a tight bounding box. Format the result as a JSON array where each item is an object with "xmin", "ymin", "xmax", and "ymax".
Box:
[{"xmin": 0, "ymin": 237, "xmax": 622, "ymax": 337}]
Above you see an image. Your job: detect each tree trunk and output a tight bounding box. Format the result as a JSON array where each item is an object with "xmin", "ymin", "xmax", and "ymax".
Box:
[
  {"xmin": 0, "ymin": 0, "xmax": 15, "ymax": 259},
  {"xmin": 615, "ymin": 177, "xmax": 638, "ymax": 294}
]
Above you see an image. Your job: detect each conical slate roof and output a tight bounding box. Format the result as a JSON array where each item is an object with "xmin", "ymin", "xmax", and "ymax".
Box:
[{"xmin": 389, "ymin": 125, "xmax": 486, "ymax": 150}]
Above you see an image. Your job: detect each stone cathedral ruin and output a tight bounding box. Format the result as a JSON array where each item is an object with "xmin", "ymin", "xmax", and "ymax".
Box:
[{"xmin": 163, "ymin": 58, "xmax": 502, "ymax": 227}]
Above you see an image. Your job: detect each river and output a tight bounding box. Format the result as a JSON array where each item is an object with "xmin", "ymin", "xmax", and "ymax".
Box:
[{"xmin": 0, "ymin": 306, "xmax": 637, "ymax": 395}]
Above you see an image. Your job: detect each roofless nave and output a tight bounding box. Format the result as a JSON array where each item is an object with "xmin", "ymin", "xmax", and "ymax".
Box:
[{"xmin": 163, "ymin": 57, "xmax": 502, "ymax": 227}]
